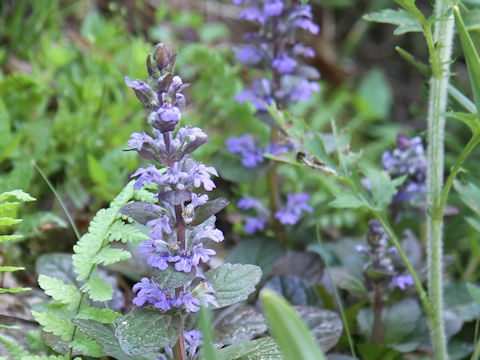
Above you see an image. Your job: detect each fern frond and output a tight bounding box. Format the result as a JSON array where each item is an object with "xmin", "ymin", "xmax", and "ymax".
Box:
[
  {"xmin": 0, "ymin": 234, "xmax": 23, "ymax": 242},
  {"xmin": 107, "ymin": 220, "xmax": 149, "ymax": 243},
  {"xmin": 0, "ymin": 190, "xmax": 36, "ymax": 202},
  {"xmin": 0, "ymin": 335, "xmax": 30, "ymax": 359},
  {"xmin": 38, "ymin": 275, "xmax": 81, "ymax": 310},
  {"xmin": 93, "ymin": 247, "xmax": 131, "ymax": 266},
  {"xmin": 0, "ymin": 217, "xmax": 22, "ymax": 226},
  {"xmin": 0, "ymin": 266, "xmax": 25, "ymax": 271},
  {"xmin": 0, "ymin": 287, "xmax": 31, "ymax": 293},
  {"xmin": 133, "ymin": 188, "xmax": 156, "ymax": 202},
  {"xmin": 70, "ymin": 330, "xmax": 104, "ymax": 357},
  {"xmin": 76, "ymin": 303, "xmax": 119, "ymax": 324},
  {"xmin": 0, "ymin": 201, "xmax": 20, "ymax": 216},
  {"xmin": 80, "ymin": 275, "xmax": 113, "ymax": 302},
  {"xmin": 31, "ymin": 311, "xmax": 74, "ymax": 341}
]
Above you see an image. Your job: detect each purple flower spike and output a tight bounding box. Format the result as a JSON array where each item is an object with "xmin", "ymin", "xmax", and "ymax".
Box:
[
  {"xmin": 226, "ymin": 135, "xmax": 265, "ymax": 168},
  {"xmin": 272, "ymin": 54, "xmax": 296, "ymax": 74},
  {"xmin": 131, "ymin": 165, "xmax": 162, "ymax": 190},
  {"xmin": 263, "ymin": 0, "xmax": 284, "ymax": 17},
  {"xmin": 239, "ymin": 6, "xmax": 264, "ymax": 23},
  {"xmin": 147, "ymin": 214, "xmax": 172, "ymax": 238},
  {"xmin": 125, "ymin": 76, "xmax": 156, "ymax": 108},
  {"xmin": 158, "ymin": 104, "xmax": 182, "ymax": 123},
  {"xmin": 184, "ymin": 330, "xmax": 203, "ymax": 355},
  {"xmin": 234, "ymin": 45, "xmax": 263, "ymax": 65}
]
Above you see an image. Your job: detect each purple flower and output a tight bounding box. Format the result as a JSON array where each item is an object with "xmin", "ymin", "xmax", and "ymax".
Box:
[
  {"xmin": 237, "ymin": 196, "xmax": 264, "ymax": 211},
  {"xmin": 191, "ymin": 193, "xmax": 209, "ymax": 208},
  {"xmin": 128, "ymin": 132, "xmax": 154, "ymax": 151},
  {"xmin": 184, "ymin": 330, "xmax": 202, "ymax": 355},
  {"xmin": 192, "ymin": 244, "xmax": 216, "ymax": 265},
  {"xmin": 132, "ymin": 278, "xmax": 174, "ymax": 310},
  {"xmin": 138, "ymin": 240, "xmax": 170, "ymax": 270},
  {"xmin": 272, "ymin": 54, "xmax": 296, "ymax": 74},
  {"xmin": 158, "ymin": 104, "xmax": 182, "ymax": 123},
  {"xmin": 131, "ymin": 165, "xmax": 162, "ymax": 190},
  {"xmin": 239, "ymin": 5, "xmax": 265, "ymax": 23},
  {"xmin": 147, "ymin": 215, "xmax": 172, "ymax": 239},
  {"xmin": 234, "ymin": 45, "xmax": 263, "ymax": 65},
  {"xmin": 175, "ymin": 292, "xmax": 201, "ymax": 312},
  {"xmin": 390, "ymin": 274, "xmax": 414, "ymax": 290},
  {"xmin": 125, "ymin": 76, "xmax": 156, "ymax": 107},
  {"xmin": 172, "ymin": 251, "xmax": 195, "ymax": 273},
  {"xmin": 244, "ymin": 216, "xmax": 266, "ymax": 234},
  {"xmin": 275, "ymin": 193, "xmax": 312, "ymax": 225},
  {"xmin": 188, "ymin": 163, "xmax": 218, "ymax": 191},
  {"xmin": 288, "ymin": 79, "xmax": 320, "ymax": 102},
  {"xmin": 226, "ymin": 135, "xmax": 265, "ymax": 168},
  {"xmin": 292, "ymin": 18, "xmax": 320, "ymax": 34},
  {"xmin": 293, "ymin": 44, "xmax": 315, "ymax": 58},
  {"xmin": 193, "ymin": 225, "xmax": 224, "ymax": 243},
  {"xmin": 263, "ymin": 0, "xmax": 284, "ymax": 17}
]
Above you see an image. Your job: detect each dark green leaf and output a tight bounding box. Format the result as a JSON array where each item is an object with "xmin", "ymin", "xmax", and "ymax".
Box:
[
  {"xmin": 192, "ymin": 198, "xmax": 229, "ymax": 226},
  {"xmin": 114, "ymin": 308, "xmax": 179, "ymax": 356},
  {"xmin": 262, "ymin": 276, "xmax": 321, "ymax": 306},
  {"xmin": 120, "ymin": 202, "xmax": 163, "ymax": 225},
  {"xmin": 205, "ymin": 264, "xmax": 262, "ymax": 308},
  {"xmin": 215, "ymin": 306, "xmax": 268, "ymax": 345},
  {"xmin": 217, "ymin": 337, "xmax": 284, "ymax": 360},
  {"xmin": 157, "ymin": 190, "xmax": 192, "ymax": 205},
  {"xmin": 328, "ymin": 267, "xmax": 367, "ymax": 298},
  {"xmin": 294, "ymin": 306, "xmax": 343, "ymax": 352}
]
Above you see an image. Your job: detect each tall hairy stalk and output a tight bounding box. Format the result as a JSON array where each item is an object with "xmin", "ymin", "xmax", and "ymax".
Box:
[{"xmin": 426, "ymin": 0, "xmax": 455, "ymax": 358}]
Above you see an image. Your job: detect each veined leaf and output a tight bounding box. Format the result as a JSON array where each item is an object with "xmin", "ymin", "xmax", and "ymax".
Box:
[
  {"xmin": 81, "ymin": 275, "xmax": 113, "ymax": 302},
  {"xmin": 217, "ymin": 337, "xmax": 284, "ymax": 360},
  {"xmin": 107, "ymin": 220, "xmax": 149, "ymax": 243},
  {"xmin": 455, "ymin": 7, "xmax": 480, "ymax": 115},
  {"xmin": 114, "ymin": 308, "xmax": 179, "ymax": 356},
  {"xmin": 70, "ymin": 329, "xmax": 104, "ymax": 357},
  {"xmin": 329, "ymin": 191, "xmax": 366, "ymax": 209},
  {"xmin": 205, "ymin": 264, "xmax": 262, "ymax": 308},
  {"xmin": 365, "ymin": 168, "xmax": 405, "ymax": 210},
  {"xmin": 38, "ymin": 275, "xmax": 81, "ymax": 310}
]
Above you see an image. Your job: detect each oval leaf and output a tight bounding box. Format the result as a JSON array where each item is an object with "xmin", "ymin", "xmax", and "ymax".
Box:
[
  {"xmin": 205, "ymin": 263, "xmax": 262, "ymax": 308},
  {"xmin": 192, "ymin": 198, "xmax": 230, "ymax": 226},
  {"xmin": 215, "ymin": 306, "xmax": 268, "ymax": 345}
]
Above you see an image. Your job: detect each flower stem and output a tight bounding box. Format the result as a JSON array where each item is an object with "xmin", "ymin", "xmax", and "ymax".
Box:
[
  {"xmin": 425, "ymin": 1, "xmax": 455, "ymax": 358},
  {"xmin": 173, "ymin": 204, "xmax": 187, "ymax": 360},
  {"xmin": 371, "ymin": 283, "xmax": 383, "ymax": 345}
]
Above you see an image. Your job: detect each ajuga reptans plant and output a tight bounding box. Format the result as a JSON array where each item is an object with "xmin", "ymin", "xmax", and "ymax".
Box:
[
  {"xmin": 227, "ymin": 0, "xmax": 319, "ymax": 238},
  {"xmin": 123, "ymin": 44, "xmax": 262, "ymax": 359}
]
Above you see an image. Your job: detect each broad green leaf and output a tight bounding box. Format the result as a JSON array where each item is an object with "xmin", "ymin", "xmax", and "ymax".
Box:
[
  {"xmin": 262, "ymin": 275, "xmax": 321, "ymax": 306},
  {"xmin": 31, "ymin": 310, "xmax": 74, "ymax": 341},
  {"xmin": 81, "ymin": 275, "xmax": 113, "ymax": 302},
  {"xmin": 362, "ymin": 9, "xmax": 422, "ymax": 35},
  {"xmin": 444, "ymin": 281, "xmax": 480, "ymax": 323},
  {"xmin": 215, "ymin": 306, "xmax": 268, "ymax": 345},
  {"xmin": 261, "ymin": 290, "xmax": 327, "ymax": 360},
  {"xmin": 455, "ymin": 7, "xmax": 480, "ymax": 114},
  {"xmin": 454, "ymin": 180, "xmax": 480, "ymax": 217},
  {"xmin": 76, "ymin": 303, "xmax": 120, "ymax": 324},
  {"xmin": 70, "ymin": 330, "xmax": 104, "ymax": 357},
  {"xmin": 357, "ymin": 298, "xmax": 421, "ymax": 351},
  {"xmin": 205, "ymin": 264, "xmax": 262, "ymax": 308},
  {"xmin": 294, "ymin": 306, "xmax": 343, "ymax": 352},
  {"xmin": 73, "ymin": 319, "xmax": 156, "ymax": 360},
  {"xmin": 114, "ymin": 308, "xmax": 179, "ymax": 356},
  {"xmin": 38, "ymin": 275, "xmax": 81, "ymax": 310},
  {"xmin": 151, "ymin": 265, "xmax": 195, "ymax": 289},
  {"xmin": 119, "ymin": 202, "xmax": 163, "ymax": 225},
  {"xmin": 226, "ymin": 237, "xmax": 285, "ymax": 280},
  {"xmin": 217, "ymin": 337, "xmax": 284, "ymax": 360}
]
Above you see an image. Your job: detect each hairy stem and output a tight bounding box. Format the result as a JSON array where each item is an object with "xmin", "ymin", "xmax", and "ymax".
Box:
[
  {"xmin": 426, "ymin": 1, "xmax": 455, "ymax": 358},
  {"xmin": 173, "ymin": 204, "xmax": 187, "ymax": 360},
  {"xmin": 372, "ymin": 283, "xmax": 384, "ymax": 345}
]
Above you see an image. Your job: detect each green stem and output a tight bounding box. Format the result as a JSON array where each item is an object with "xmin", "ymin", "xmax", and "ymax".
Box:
[
  {"xmin": 426, "ymin": 1, "xmax": 455, "ymax": 358},
  {"xmin": 472, "ymin": 333, "xmax": 480, "ymax": 360}
]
